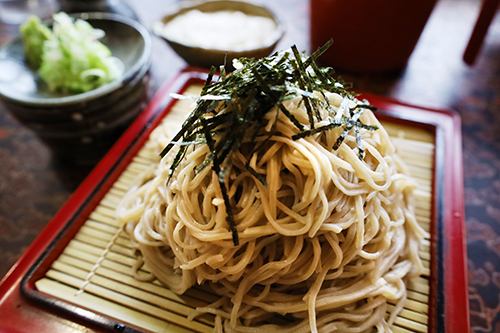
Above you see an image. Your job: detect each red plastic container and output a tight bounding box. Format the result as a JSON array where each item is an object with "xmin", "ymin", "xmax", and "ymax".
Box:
[{"xmin": 310, "ymin": 0, "xmax": 437, "ymax": 73}]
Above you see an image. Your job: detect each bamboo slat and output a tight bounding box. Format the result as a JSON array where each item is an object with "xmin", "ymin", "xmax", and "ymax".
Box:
[{"xmin": 34, "ymin": 85, "xmax": 435, "ymax": 333}]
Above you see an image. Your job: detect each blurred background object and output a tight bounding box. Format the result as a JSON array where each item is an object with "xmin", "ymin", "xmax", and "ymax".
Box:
[
  {"xmin": 0, "ymin": 0, "xmax": 58, "ymax": 25},
  {"xmin": 58, "ymin": 0, "xmax": 138, "ymax": 21},
  {"xmin": 0, "ymin": 0, "xmax": 138, "ymax": 26},
  {"xmin": 310, "ymin": 0, "xmax": 437, "ymax": 74},
  {"xmin": 463, "ymin": 0, "xmax": 500, "ymax": 64}
]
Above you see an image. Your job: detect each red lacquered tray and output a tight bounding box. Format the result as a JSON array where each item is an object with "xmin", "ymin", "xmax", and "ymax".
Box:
[{"xmin": 0, "ymin": 68, "xmax": 469, "ymax": 333}]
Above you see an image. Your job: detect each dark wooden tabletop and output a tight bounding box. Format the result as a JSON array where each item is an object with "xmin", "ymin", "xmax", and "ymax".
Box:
[{"xmin": 1, "ymin": 0, "xmax": 499, "ymax": 331}]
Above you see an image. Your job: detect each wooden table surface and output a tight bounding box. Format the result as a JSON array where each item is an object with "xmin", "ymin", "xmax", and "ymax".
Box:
[{"xmin": 0, "ymin": 0, "xmax": 499, "ymax": 331}]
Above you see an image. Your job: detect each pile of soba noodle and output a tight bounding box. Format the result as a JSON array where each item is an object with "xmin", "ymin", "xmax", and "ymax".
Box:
[{"xmin": 117, "ymin": 48, "xmax": 427, "ymax": 333}]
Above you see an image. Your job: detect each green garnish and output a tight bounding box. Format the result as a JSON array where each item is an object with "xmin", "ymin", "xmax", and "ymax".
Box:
[
  {"xmin": 20, "ymin": 16, "xmax": 52, "ymax": 68},
  {"xmin": 162, "ymin": 41, "xmax": 378, "ymax": 246},
  {"xmin": 19, "ymin": 12, "xmax": 123, "ymax": 94}
]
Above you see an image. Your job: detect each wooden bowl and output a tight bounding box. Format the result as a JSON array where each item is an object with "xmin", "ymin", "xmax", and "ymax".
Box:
[{"xmin": 154, "ymin": 0, "xmax": 285, "ymax": 70}]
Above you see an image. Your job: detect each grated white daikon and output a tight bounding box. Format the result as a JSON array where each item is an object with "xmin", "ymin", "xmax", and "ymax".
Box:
[{"xmin": 158, "ymin": 10, "xmax": 280, "ymax": 51}]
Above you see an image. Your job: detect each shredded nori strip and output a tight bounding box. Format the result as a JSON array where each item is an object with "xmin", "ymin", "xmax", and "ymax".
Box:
[{"xmin": 162, "ymin": 41, "xmax": 378, "ymax": 246}]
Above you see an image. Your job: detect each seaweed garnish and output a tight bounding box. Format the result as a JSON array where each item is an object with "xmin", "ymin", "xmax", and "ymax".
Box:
[{"xmin": 162, "ymin": 41, "xmax": 378, "ymax": 246}]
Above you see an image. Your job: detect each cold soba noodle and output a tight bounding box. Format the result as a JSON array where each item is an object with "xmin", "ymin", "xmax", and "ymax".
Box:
[{"xmin": 117, "ymin": 46, "xmax": 427, "ymax": 332}]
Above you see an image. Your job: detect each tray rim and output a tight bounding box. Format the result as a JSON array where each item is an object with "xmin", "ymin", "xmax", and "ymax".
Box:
[{"xmin": 0, "ymin": 68, "xmax": 469, "ymax": 333}]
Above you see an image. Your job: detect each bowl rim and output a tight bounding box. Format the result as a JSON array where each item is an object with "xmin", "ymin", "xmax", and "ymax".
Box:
[
  {"xmin": 0, "ymin": 12, "xmax": 152, "ymax": 107},
  {"xmin": 153, "ymin": 0, "xmax": 285, "ymax": 53}
]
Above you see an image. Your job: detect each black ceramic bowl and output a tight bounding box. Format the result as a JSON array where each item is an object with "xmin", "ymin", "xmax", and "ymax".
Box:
[{"xmin": 0, "ymin": 12, "xmax": 152, "ymax": 163}]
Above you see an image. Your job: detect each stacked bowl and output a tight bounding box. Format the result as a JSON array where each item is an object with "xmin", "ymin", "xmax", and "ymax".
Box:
[{"xmin": 0, "ymin": 12, "xmax": 151, "ymax": 164}]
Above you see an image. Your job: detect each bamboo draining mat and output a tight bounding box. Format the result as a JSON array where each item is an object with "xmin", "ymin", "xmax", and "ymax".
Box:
[{"xmin": 34, "ymin": 84, "xmax": 435, "ymax": 333}]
